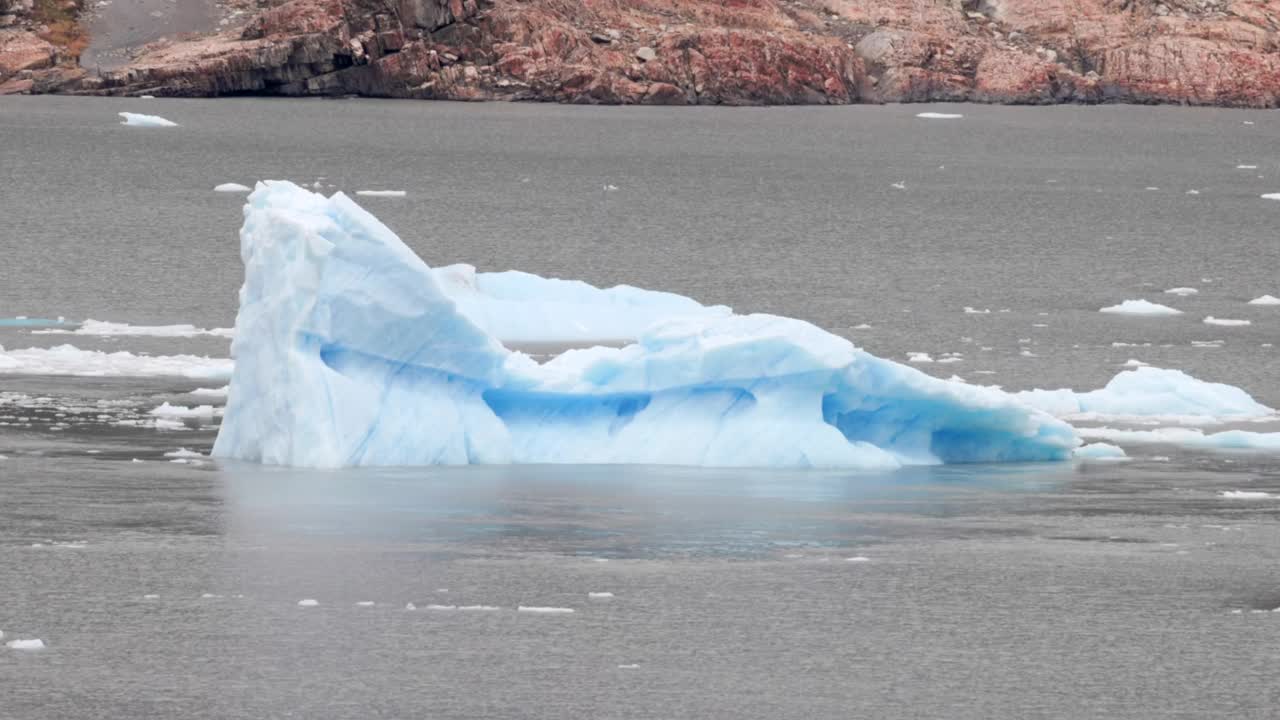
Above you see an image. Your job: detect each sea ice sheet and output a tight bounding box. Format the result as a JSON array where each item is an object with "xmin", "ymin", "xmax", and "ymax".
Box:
[{"xmin": 211, "ymin": 182, "xmax": 1078, "ymax": 469}]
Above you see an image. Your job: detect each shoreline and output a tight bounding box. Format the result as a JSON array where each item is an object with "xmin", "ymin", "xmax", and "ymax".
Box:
[{"xmin": 4, "ymin": 0, "xmax": 1280, "ymax": 108}]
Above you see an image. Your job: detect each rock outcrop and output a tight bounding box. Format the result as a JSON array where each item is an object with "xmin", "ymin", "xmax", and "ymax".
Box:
[
  {"xmin": 8, "ymin": 0, "xmax": 1280, "ymax": 106},
  {"xmin": 0, "ymin": 0, "xmax": 86, "ymax": 93}
]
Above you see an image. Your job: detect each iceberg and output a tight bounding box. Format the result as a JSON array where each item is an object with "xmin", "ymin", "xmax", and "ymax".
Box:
[
  {"xmin": 0, "ymin": 344, "xmax": 231, "ymax": 379},
  {"xmin": 118, "ymin": 112, "xmax": 178, "ymax": 128},
  {"xmin": 1099, "ymin": 299, "xmax": 1182, "ymax": 316},
  {"xmin": 211, "ymin": 182, "xmax": 1077, "ymax": 469},
  {"xmin": 1014, "ymin": 367, "xmax": 1275, "ymax": 423},
  {"xmin": 1248, "ymin": 295, "xmax": 1280, "ymax": 306}
]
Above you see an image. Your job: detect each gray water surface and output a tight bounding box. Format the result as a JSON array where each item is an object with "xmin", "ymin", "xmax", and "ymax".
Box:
[{"xmin": 2, "ymin": 97, "xmax": 1280, "ymax": 719}]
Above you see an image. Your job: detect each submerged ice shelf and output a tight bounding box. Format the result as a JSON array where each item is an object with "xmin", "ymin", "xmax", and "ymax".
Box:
[{"xmin": 210, "ymin": 181, "xmax": 1078, "ymax": 469}]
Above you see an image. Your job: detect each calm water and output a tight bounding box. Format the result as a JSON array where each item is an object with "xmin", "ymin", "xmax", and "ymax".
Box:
[{"xmin": 2, "ymin": 97, "xmax": 1279, "ymax": 719}]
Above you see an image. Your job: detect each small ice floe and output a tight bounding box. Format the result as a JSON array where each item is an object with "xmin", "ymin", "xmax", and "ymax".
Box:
[
  {"xmin": 130, "ymin": 458, "xmax": 144, "ymax": 463},
  {"xmin": 150, "ymin": 403, "xmax": 219, "ymax": 419},
  {"xmin": 1145, "ymin": 186, "xmax": 1160, "ymax": 191},
  {"xmin": 436, "ymin": 588, "xmax": 448, "ymax": 593},
  {"xmin": 1191, "ymin": 340, "xmax": 1224, "ymax": 347},
  {"xmin": 1099, "ymin": 299, "xmax": 1182, "ymax": 316},
  {"xmin": 1221, "ymin": 491, "xmax": 1275, "ymax": 499},
  {"xmin": 405, "ymin": 602, "xmax": 417, "ymax": 610},
  {"xmin": 143, "ymin": 594, "xmax": 159, "ymax": 599},
  {"xmin": 1243, "ymin": 121, "xmax": 1255, "ymax": 125},
  {"xmin": 907, "ymin": 352, "xmax": 933, "ymax": 363},
  {"xmin": 297, "ymin": 598, "xmax": 319, "ymax": 607},
  {"xmin": 458, "ymin": 605, "xmax": 501, "ymax": 611},
  {"xmin": 602, "ymin": 184, "xmax": 620, "ymax": 192},
  {"xmin": 1247, "ymin": 295, "xmax": 1280, "ymax": 306},
  {"xmin": 213, "ymin": 183, "xmax": 251, "ymax": 193},
  {"xmin": 1164, "ymin": 287, "xmax": 1198, "ymax": 296},
  {"xmin": 963, "ymin": 307, "xmax": 990, "ymax": 314},
  {"xmin": 119, "ymin": 112, "xmax": 178, "ymax": 128},
  {"xmin": 916, "ymin": 112, "xmax": 963, "ymax": 119},
  {"xmin": 1124, "ymin": 359, "xmax": 1148, "ymax": 367},
  {"xmin": 1185, "ymin": 190, "xmax": 1200, "ymax": 195},
  {"xmin": 6, "ymin": 639, "xmax": 45, "ymax": 650},
  {"xmin": 1073, "ymin": 442, "xmax": 1129, "ymax": 461},
  {"xmin": 163, "ymin": 448, "xmax": 204, "ymax": 459},
  {"xmin": 617, "ymin": 664, "xmax": 640, "ymax": 669},
  {"xmin": 1262, "ymin": 193, "xmax": 1280, "ymax": 201},
  {"xmin": 1078, "ymin": 427, "xmax": 1280, "ymax": 451},
  {"xmin": 1019, "ymin": 349, "xmax": 1037, "ymax": 357},
  {"xmin": 1204, "ymin": 316, "xmax": 1251, "ymax": 327},
  {"xmin": 588, "ymin": 592, "xmax": 614, "ymax": 599},
  {"xmin": 425, "ymin": 604, "xmax": 456, "ymax": 611},
  {"xmin": 890, "ymin": 181, "xmax": 906, "ymax": 190},
  {"xmin": 190, "ymin": 386, "xmax": 229, "ymax": 398},
  {"xmin": 845, "ymin": 556, "xmax": 871, "ymax": 562},
  {"xmin": 852, "ymin": 323, "xmax": 873, "ymax": 330},
  {"xmin": 355, "ymin": 190, "xmax": 406, "ymax": 197},
  {"xmin": 0, "ymin": 454, "xmax": 7, "ymax": 460},
  {"xmin": 355, "ymin": 601, "xmax": 375, "ymax": 607},
  {"xmin": 1237, "ymin": 165, "xmax": 1259, "ymax": 169},
  {"xmin": 200, "ymin": 593, "xmax": 222, "ymax": 599},
  {"xmin": 517, "ymin": 606, "xmax": 575, "ymax": 614}
]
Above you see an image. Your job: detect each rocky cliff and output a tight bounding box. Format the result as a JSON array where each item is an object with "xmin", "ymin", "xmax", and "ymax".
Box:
[{"xmin": 3, "ymin": 0, "xmax": 1280, "ymax": 106}]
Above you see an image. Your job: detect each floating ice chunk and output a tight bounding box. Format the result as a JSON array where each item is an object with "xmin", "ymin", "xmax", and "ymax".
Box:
[
  {"xmin": 1078, "ymin": 427, "xmax": 1280, "ymax": 451},
  {"xmin": 31, "ymin": 319, "xmax": 234, "ymax": 338},
  {"xmin": 6, "ymin": 639, "xmax": 45, "ymax": 650},
  {"xmin": 201, "ymin": 593, "xmax": 222, "ymax": 599},
  {"xmin": 1262, "ymin": 193, "xmax": 1280, "ymax": 201},
  {"xmin": 1072, "ymin": 442, "xmax": 1128, "ymax": 461},
  {"xmin": 1247, "ymin": 295, "xmax": 1280, "ymax": 306},
  {"xmin": 119, "ymin": 112, "xmax": 177, "ymax": 127},
  {"xmin": 1204, "ymin": 317, "xmax": 1251, "ymax": 327},
  {"xmin": 425, "ymin": 604, "xmax": 456, "ymax": 610},
  {"xmin": 1237, "ymin": 164, "xmax": 1259, "ymax": 169},
  {"xmin": 458, "ymin": 605, "xmax": 501, "ymax": 611},
  {"xmin": 603, "ymin": 184, "xmax": 620, "ymax": 192},
  {"xmin": 405, "ymin": 602, "xmax": 416, "ymax": 610},
  {"xmin": 845, "ymin": 556, "xmax": 870, "ymax": 562},
  {"xmin": 355, "ymin": 190, "xmax": 406, "ymax": 197},
  {"xmin": 1220, "ymin": 491, "xmax": 1275, "ymax": 499},
  {"xmin": 0, "ymin": 345, "xmax": 231, "ymax": 379},
  {"xmin": 150, "ymin": 403, "xmax": 219, "ymax": 418},
  {"xmin": 297, "ymin": 598, "xmax": 319, "ymax": 607},
  {"xmin": 963, "ymin": 307, "xmax": 990, "ymax": 314},
  {"xmin": 211, "ymin": 182, "xmax": 1076, "ymax": 469},
  {"xmin": 518, "ymin": 606, "xmax": 575, "ymax": 614},
  {"xmin": 1164, "ymin": 287, "xmax": 1198, "ymax": 296},
  {"xmin": 1123, "ymin": 359, "xmax": 1148, "ymax": 367},
  {"xmin": 916, "ymin": 112, "xmax": 963, "ymax": 119},
  {"xmin": 163, "ymin": 448, "xmax": 205, "ymax": 458},
  {"xmin": 588, "ymin": 592, "xmax": 614, "ymax": 599},
  {"xmin": 907, "ymin": 352, "xmax": 934, "ymax": 363},
  {"xmin": 1099, "ymin": 300, "xmax": 1182, "ymax": 316},
  {"xmin": 143, "ymin": 594, "xmax": 159, "ymax": 599},
  {"xmin": 1185, "ymin": 190, "xmax": 1200, "ymax": 195},
  {"xmin": 355, "ymin": 601, "xmax": 375, "ymax": 606},
  {"xmin": 617, "ymin": 664, "xmax": 640, "ymax": 669},
  {"xmin": 214, "ymin": 183, "xmax": 252, "ymax": 193},
  {"xmin": 890, "ymin": 181, "xmax": 906, "ymax": 190},
  {"xmin": 1014, "ymin": 367, "xmax": 1274, "ymax": 422},
  {"xmin": 190, "ymin": 386, "xmax": 230, "ymax": 398}
]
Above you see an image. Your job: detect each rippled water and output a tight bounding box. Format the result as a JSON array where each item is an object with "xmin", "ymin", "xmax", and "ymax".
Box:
[{"xmin": 2, "ymin": 97, "xmax": 1279, "ymax": 719}]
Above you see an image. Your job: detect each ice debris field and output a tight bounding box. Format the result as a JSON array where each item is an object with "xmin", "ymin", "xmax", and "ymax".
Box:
[{"xmin": 2, "ymin": 180, "xmax": 1278, "ymax": 469}]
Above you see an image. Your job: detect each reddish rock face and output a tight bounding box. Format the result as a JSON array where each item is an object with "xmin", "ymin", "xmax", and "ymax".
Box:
[
  {"xmin": 16, "ymin": 0, "xmax": 1280, "ymax": 106},
  {"xmin": 0, "ymin": 29, "xmax": 57, "ymax": 78}
]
